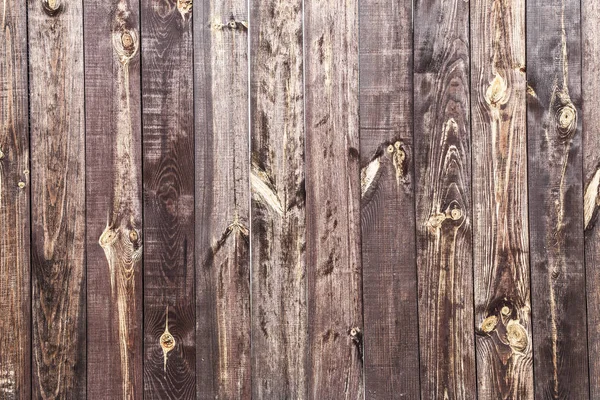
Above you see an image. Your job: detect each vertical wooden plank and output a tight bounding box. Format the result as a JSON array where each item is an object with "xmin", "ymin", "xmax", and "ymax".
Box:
[
  {"xmin": 304, "ymin": 0, "xmax": 363, "ymax": 397},
  {"xmin": 85, "ymin": 0, "xmax": 142, "ymax": 397},
  {"xmin": 29, "ymin": 0, "xmax": 86, "ymax": 396},
  {"xmin": 584, "ymin": 0, "xmax": 600, "ymax": 397},
  {"xmin": 0, "ymin": 0, "xmax": 30, "ymax": 396},
  {"xmin": 141, "ymin": 0, "xmax": 195, "ymax": 397},
  {"xmin": 527, "ymin": 0, "xmax": 589, "ymax": 397},
  {"xmin": 249, "ymin": 0, "xmax": 307, "ymax": 398},
  {"xmin": 194, "ymin": 1, "xmax": 251, "ymax": 398},
  {"xmin": 471, "ymin": 0, "xmax": 533, "ymax": 398},
  {"xmin": 413, "ymin": 0, "xmax": 476, "ymax": 398},
  {"xmin": 359, "ymin": 0, "xmax": 419, "ymax": 398}
]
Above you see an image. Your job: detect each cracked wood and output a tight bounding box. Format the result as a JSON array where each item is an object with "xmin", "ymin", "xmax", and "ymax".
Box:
[{"xmin": 527, "ymin": 0, "xmax": 589, "ymax": 397}]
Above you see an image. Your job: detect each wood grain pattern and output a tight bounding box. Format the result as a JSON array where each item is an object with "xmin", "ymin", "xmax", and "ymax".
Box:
[
  {"xmin": 413, "ymin": 0, "xmax": 476, "ymax": 398},
  {"xmin": 359, "ymin": 0, "xmax": 419, "ymax": 398},
  {"xmin": 583, "ymin": 0, "xmax": 600, "ymax": 397},
  {"xmin": 304, "ymin": 0, "xmax": 363, "ymax": 397},
  {"xmin": 194, "ymin": 0, "xmax": 251, "ymax": 398},
  {"xmin": 527, "ymin": 0, "xmax": 589, "ymax": 397},
  {"xmin": 0, "ymin": 0, "xmax": 30, "ymax": 396},
  {"xmin": 85, "ymin": 0, "xmax": 143, "ymax": 397},
  {"xmin": 470, "ymin": 0, "xmax": 533, "ymax": 398},
  {"xmin": 29, "ymin": 0, "xmax": 87, "ymax": 396},
  {"xmin": 249, "ymin": 0, "xmax": 307, "ymax": 398},
  {"xmin": 140, "ymin": 0, "xmax": 195, "ymax": 397}
]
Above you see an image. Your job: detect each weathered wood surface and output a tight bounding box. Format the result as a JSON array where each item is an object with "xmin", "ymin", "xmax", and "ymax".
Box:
[
  {"xmin": 414, "ymin": 0, "xmax": 476, "ymax": 398},
  {"xmin": 305, "ymin": 0, "xmax": 363, "ymax": 397},
  {"xmin": 527, "ymin": 0, "xmax": 589, "ymax": 398},
  {"xmin": 250, "ymin": 0, "xmax": 307, "ymax": 398},
  {"xmin": 359, "ymin": 0, "xmax": 419, "ymax": 398},
  {"xmin": 0, "ymin": 0, "xmax": 30, "ymax": 396},
  {"xmin": 85, "ymin": 0, "xmax": 143, "ymax": 397},
  {"xmin": 194, "ymin": 0, "xmax": 251, "ymax": 398},
  {"xmin": 471, "ymin": 0, "xmax": 533, "ymax": 398},
  {"xmin": 584, "ymin": 0, "xmax": 600, "ymax": 398},
  {"xmin": 29, "ymin": 0, "xmax": 87, "ymax": 396},
  {"xmin": 140, "ymin": 0, "xmax": 195, "ymax": 397}
]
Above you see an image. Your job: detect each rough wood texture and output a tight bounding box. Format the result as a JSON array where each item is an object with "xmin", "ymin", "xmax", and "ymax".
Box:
[
  {"xmin": 527, "ymin": 0, "xmax": 589, "ymax": 397},
  {"xmin": 29, "ymin": 0, "xmax": 87, "ymax": 396},
  {"xmin": 471, "ymin": 0, "xmax": 533, "ymax": 398},
  {"xmin": 305, "ymin": 0, "xmax": 363, "ymax": 397},
  {"xmin": 85, "ymin": 0, "xmax": 143, "ymax": 397},
  {"xmin": 194, "ymin": 0, "xmax": 251, "ymax": 398},
  {"xmin": 141, "ymin": 0, "xmax": 195, "ymax": 397},
  {"xmin": 0, "ymin": 0, "xmax": 30, "ymax": 396},
  {"xmin": 250, "ymin": 0, "xmax": 307, "ymax": 398},
  {"xmin": 584, "ymin": 0, "xmax": 600, "ymax": 397},
  {"xmin": 413, "ymin": 0, "xmax": 476, "ymax": 398},
  {"xmin": 359, "ymin": 0, "xmax": 419, "ymax": 398}
]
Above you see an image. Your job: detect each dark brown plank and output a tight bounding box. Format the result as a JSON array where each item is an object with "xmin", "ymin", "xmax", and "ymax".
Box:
[
  {"xmin": 194, "ymin": 1, "xmax": 251, "ymax": 398},
  {"xmin": 85, "ymin": 0, "xmax": 143, "ymax": 397},
  {"xmin": 29, "ymin": 0, "xmax": 86, "ymax": 396},
  {"xmin": 584, "ymin": 0, "xmax": 600, "ymax": 397},
  {"xmin": 305, "ymin": 0, "xmax": 363, "ymax": 397},
  {"xmin": 359, "ymin": 0, "xmax": 419, "ymax": 398},
  {"xmin": 249, "ymin": 0, "xmax": 307, "ymax": 398},
  {"xmin": 470, "ymin": 0, "xmax": 533, "ymax": 398},
  {"xmin": 141, "ymin": 0, "xmax": 195, "ymax": 397},
  {"xmin": 0, "ymin": 0, "xmax": 30, "ymax": 396},
  {"xmin": 413, "ymin": 0, "xmax": 476, "ymax": 397},
  {"xmin": 527, "ymin": 0, "xmax": 589, "ymax": 397}
]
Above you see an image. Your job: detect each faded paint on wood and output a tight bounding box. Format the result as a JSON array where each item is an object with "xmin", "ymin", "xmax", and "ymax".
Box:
[
  {"xmin": 0, "ymin": 0, "xmax": 30, "ymax": 396},
  {"xmin": 141, "ymin": 0, "xmax": 195, "ymax": 397},
  {"xmin": 413, "ymin": 0, "xmax": 476, "ymax": 397},
  {"xmin": 29, "ymin": 0, "xmax": 87, "ymax": 396},
  {"xmin": 85, "ymin": 0, "xmax": 143, "ymax": 397},
  {"xmin": 305, "ymin": 0, "xmax": 363, "ymax": 397},
  {"xmin": 527, "ymin": 0, "xmax": 589, "ymax": 397},
  {"xmin": 583, "ymin": 0, "xmax": 600, "ymax": 397},
  {"xmin": 471, "ymin": 0, "xmax": 533, "ymax": 398},
  {"xmin": 194, "ymin": 0, "xmax": 251, "ymax": 398},
  {"xmin": 359, "ymin": 0, "xmax": 420, "ymax": 398},
  {"xmin": 250, "ymin": 0, "xmax": 307, "ymax": 398}
]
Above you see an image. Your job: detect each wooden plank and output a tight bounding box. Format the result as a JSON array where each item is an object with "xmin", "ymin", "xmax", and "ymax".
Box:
[
  {"xmin": 194, "ymin": 1, "xmax": 251, "ymax": 398},
  {"xmin": 584, "ymin": 0, "xmax": 600, "ymax": 397},
  {"xmin": 413, "ymin": 0, "xmax": 476, "ymax": 397},
  {"xmin": 304, "ymin": 0, "xmax": 363, "ymax": 397},
  {"xmin": 85, "ymin": 0, "xmax": 142, "ymax": 397},
  {"xmin": 470, "ymin": 0, "xmax": 533, "ymax": 398},
  {"xmin": 0, "ymin": 0, "xmax": 31, "ymax": 396},
  {"xmin": 28, "ymin": 0, "xmax": 86, "ymax": 396},
  {"xmin": 249, "ymin": 0, "xmax": 307, "ymax": 398},
  {"xmin": 526, "ymin": 0, "xmax": 589, "ymax": 397},
  {"xmin": 358, "ymin": 0, "xmax": 419, "ymax": 398},
  {"xmin": 140, "ymin": 0, "xmax": 195, "ymax": 397}
]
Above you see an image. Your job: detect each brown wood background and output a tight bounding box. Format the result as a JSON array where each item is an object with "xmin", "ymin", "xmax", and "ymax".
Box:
[{"xmin": 1, "ymin": 0, "xmax": 598, "ymax": 398}]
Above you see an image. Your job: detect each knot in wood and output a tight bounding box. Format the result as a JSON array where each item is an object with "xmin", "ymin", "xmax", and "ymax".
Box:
[
  {"xmin": 449, "ymin": 207, "xmax": 462, "ymax": 221},
  {"xmin": 480, "ymin": 315, "xmax": 498, "ymax": 333},
  {"xmin": 129, "ymin": 229, "xmax": 138, "ymax": 243},
  {"xmin": 556, "ymin": 103, "xmax": 577, "ymax": 140},
  {"xmin": 113, "ymin": 29, "xmax": 139, "ymax": 64},
  {"xmin": 41, "ymin": 0, "xmax": 62, "ymax": 16},
  {"xmin": 485, "ymin": 73, "xmax": 508, "ymax": 108},
  {"xmin": 501, "ymin": 306, "xmax": 511, "ymax": 316},
  {"xmin": 506, "ymin": 320, "xmax": 528, "ymax": 352},
  {"xmin": 160, "ymin": 332, "xmax": 175, "ymax": 352},
  {"xmin": 177, "ymin": 0, "xmax": 192, "ymax": 19},
  {"xmin": 17, "ymin": 181, "xmax": 25, "ymax": 189}
]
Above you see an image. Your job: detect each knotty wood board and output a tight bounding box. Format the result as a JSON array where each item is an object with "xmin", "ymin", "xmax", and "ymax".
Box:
[
  {"xmin": 413, "ymin": 0, "xmax": 476, "ymax": 397},
  {"xmin": 29, "ymin": 0, "xmax": 87, "ymax": 397},
  {"xmin": 359, "ymin": 0, "xmax": 420, "ymax": 398},
  {"xmin": 0, "ymin": 0, "xmax": 30, "ymax": 396},
  {"xmin": 249, "ymin": 0, "xmax": 307, "ymax": 398},
  {"xmin": 583, "ymin": 0, "xmax": 600, "ymax": 397},
  {"xmin": 140, "ymin": 0, "xmax": 195, "ymax": 397},
  {"xmin": 304, "ymin": 0, "xmax": 363, "ymax": 397},
  {"xmin": 194, "ymin": 0, "xmax": 251, "ymax": 398},
  {"xmin": 527, "ymin": 0, "xmax": 589, "ymax": 397},
  {"xmin": 85, "ymin": 0, "xmax": 143, "ymax": 397},
  {"xmin": 471, "ymin": 0, "xmax": 533, "ymax": 398}
]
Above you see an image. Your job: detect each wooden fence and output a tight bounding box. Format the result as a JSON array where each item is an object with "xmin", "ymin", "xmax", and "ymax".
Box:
[{"xmin": 1, "ymin": 0, "xmax": 599, "ymax": 398}]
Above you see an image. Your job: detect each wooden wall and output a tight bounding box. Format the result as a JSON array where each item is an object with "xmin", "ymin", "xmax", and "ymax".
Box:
[{"xmin": 0, "ymin": 0, "xmax": 598, "ymax": 398}]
